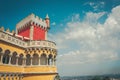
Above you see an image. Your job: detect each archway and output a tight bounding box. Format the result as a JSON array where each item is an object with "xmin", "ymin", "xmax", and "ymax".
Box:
[
  {"xmin": 26, "ymin": 54, "xmax": 31, "ymax": 65},
  {"xmin": 11, "ymin": 52, "xmax": 17, "ymax": 65},
  {"xmin": 32, "ymin": 53, "xmax": 39, "ymax": 65},
  {"xmin": 40, "ymin": 54, "xmax": 47, "ymax": 65},
  {"xmin": 2, "ymin": 50, "xmax": 10, "ymax": 64},
  {"xmin": 18, "ymin": 54, "xmax": 23, "ymax": 65}
]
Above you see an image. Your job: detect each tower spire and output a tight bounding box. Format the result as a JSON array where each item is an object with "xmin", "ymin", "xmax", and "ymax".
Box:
[
  {"xmin": 46, "ymin": 14, "xmax": 49, "ymax": 19},
  {"xmin": 45, "ymin": 14, "xmax": 50, "ymax": 29}
]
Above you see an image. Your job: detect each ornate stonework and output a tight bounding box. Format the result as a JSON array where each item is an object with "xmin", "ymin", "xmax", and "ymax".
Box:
[{"xmin": 0, "ymin": 14, "xmax": 59, "ymax": 80}]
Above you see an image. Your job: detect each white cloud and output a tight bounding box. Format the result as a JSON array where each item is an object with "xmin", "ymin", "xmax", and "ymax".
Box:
[
  {"xmin": 85, "ymin": 12, "xmax": 106, "ymax": 24},
  {"xmin": 49, "ymin": 5, "xmax": 120, "ymax": 76},
  {"xmin": 51, "ymin": 22, "xmax": 56, "ymax": 26},
  {"xmin": 87, "ymin": 1, "xmax": 105, "ymax": 11}
]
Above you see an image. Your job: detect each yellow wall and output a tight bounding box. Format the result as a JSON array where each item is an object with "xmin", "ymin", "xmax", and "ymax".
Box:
[
  {"xmin": 0, "ymin": 39, "xmax": 58, "ymax": 80},
  {"xmin": 0, "ymin": 41, "xmax": 24, "ymax": 54},
  {"xmin": 24, "ymin": 66, "xmax": 57, "ymax": 73},
  {"xmin": 0, "ymin": 65, "xmax": 24, "ymax": 73},
  {"xmin": 23, "ymin": 74, "xmax": 56, "ymax": 80}
]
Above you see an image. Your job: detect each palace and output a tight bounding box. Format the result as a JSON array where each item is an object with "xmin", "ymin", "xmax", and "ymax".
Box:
[{"xmin": 0, "ymin": 14, "xmax": 59, "ymax": 80}]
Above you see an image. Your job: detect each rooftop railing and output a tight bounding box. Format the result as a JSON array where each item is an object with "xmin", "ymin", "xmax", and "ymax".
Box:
[{"xmin": 0, "ymin": 31, "xmax": 56, "ymax": 49}]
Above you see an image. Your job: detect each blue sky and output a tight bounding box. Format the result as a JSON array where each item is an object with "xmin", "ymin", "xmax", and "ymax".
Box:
[{"xmin": 0, "ymin": 0, "xmax": 120, "ymax": 76}]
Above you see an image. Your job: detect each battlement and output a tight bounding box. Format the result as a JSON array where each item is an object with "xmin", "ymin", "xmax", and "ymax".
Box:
[
  {"xmin": 16, "ymin": 13, "xmax": 48, "ymax": 32},
  {"xmin": 15, "ymin": 13, "xmax": 50, "ymax": 40}
]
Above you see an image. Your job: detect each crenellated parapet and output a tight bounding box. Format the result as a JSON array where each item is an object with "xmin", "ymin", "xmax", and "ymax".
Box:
[{"xmin": 16, "ymin": 13, "xmax": 49, "ymax": 34}]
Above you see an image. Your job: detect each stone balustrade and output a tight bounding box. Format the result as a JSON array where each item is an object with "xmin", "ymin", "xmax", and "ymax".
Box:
[
  {"xmin": 0, "ymin": 31, "xmax": 56, "ymax": 49},
  {"xmin": 27, "ymin": 40, "xmax": 56, "ymax": 49},
  {"xmin": 0, "ymin": 31, "xmax": 26, "ymax": 48}
]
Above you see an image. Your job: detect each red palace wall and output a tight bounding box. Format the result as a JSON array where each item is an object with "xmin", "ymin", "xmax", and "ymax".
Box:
[
  {"xmin": 18, "ymin": 26, "xmax": 30, "ymax": 38},
  {"xmin": 33, "ymin": 26, "xmax": 45, "ymax": 40}
]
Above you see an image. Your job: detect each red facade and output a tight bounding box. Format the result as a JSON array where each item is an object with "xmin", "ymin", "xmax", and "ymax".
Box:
[
  {"xmin": 33, "ymin": 26, "xmax": 45, "ymax": 40},
  {"xmin": 18, "ymin": 25, "xmax": 46, "ymax": 40},
  {"xmin": 18, "ymin": 26, "xmax": 30, "ymax": 38}
]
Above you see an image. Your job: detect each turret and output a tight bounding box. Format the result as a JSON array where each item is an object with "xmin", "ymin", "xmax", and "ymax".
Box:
[
  {"xmin": 45, "ymin": 14, "xmax": 50, "ymax": 29},
  {"xmin": 16, "ymin": 14, "xmax": 49, "ymax": 40}
]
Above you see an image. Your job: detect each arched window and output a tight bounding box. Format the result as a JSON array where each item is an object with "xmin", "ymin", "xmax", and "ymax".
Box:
[
  {"xmin": 18, "ymin": 54, "xmax": 23, "ymax": 65},
  {"xmin": 11, "ymin": 52, "xmax": 17, "ymax": 65},
  {"xmin": 0, "ymin": 48, "xmax": 3, "ymax": 62},
  {"xmin": 2, "ymin": 50, "xmax": 10, "ymax": 64},
  {"xmin": 32, "ymin": 53, "xmax": 39, "ymax": 65},
  {"xmin": 26, "ymin": 54, "xmax": 31, "ymax": 65},
  {"xmin": 48, "ymin": 54, "xmax": 53, "ymax": 65},
  {"xmin": 40, "ymin": 54, "xmax": 47, "ymax": 65}
]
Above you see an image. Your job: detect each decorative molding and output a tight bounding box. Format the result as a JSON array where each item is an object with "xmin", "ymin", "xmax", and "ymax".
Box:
[
  {"xmin": 0, "ymin": 31, "xmax": 56, "ymax": 49},
  {"xmin": 16, "ymin": 14, "xmax": 47, "ymax": 32}
]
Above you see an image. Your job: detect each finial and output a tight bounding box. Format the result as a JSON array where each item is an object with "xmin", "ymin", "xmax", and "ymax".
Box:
[{"xmin": 46, "ymin": 14, "xmax": 49, "ymax": 19}]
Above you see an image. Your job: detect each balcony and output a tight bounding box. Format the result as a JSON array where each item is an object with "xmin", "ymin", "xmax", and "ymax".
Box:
[
  {"xmin": 0, "ymin": 31, "xmax": 26, "ymax": 48},
  {"xmin": 0, "ymin": 31, "xmax": 56, "ymax": 49},
  {"xmin": 27, "ymin": 40, "xmax": 56, "ymax": 49}
]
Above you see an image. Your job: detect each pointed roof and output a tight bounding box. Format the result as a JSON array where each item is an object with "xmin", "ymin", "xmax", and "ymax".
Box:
[{"xmin": 46, "ymin": 14, "xmax": 49, "ymax": 19}]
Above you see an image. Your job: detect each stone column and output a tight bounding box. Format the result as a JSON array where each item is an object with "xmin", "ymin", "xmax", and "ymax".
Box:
[
  {"xmin": 9, "ymin": 55, "xmax": 12, "ymax": 65},
  {"xmin": 40, "ymin": 56, "xmax": 41, "ymax": 65},
  {"xmin": 16, "ymin": 56, "xmax": 19, "ymax": 65},
  {"xmin": 23, "ymin": 57, "xmax": 26, "ymax": 66},
  {"xmin": 38, "ymin": 55, "xmax": 40, "ymax": 66},
  {"xmin": 0, "ymin": 54, "xmax": 3, "ymax": 64},
  {"xmin": 30, "ymin": 57, "xmax": 33, "ymax": 66}
]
